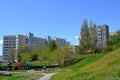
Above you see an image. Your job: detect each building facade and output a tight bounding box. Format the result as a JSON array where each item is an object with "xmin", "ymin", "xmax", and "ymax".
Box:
[
  {"xmin": 2, "ymin": 32, "xmax": 68, "ymax": 64},
  {"xmin": 45, "ymin": 36, "xmax": 51, "ymax": 45},
  {"xmin": 3, "ymin": 36, "xmax": 16, "ymax": 63},
  {"xmin": 96, "ymin": 24, "xmax": 109, "ymax": 49},
  {"xmin": 70, "ymin": 45, "xmax": 79, "ymax": 54},
  {"xmin": 54, "ymin": 37, "xmax": 66, "ymax": 46},
  {"xmin": 32, "ymin": 37, "xmax": 47, "ymax": 49},
  {"xmin": 2, "ymin": 33, "xmax": 48, "ymax": 64},
  {"xmin": 0, "ymin": 56, "xmax": 2, "ymax": 62},
  {"xmin": 109, "ymin": 32, "xmax": 117, "ymax": 37}
]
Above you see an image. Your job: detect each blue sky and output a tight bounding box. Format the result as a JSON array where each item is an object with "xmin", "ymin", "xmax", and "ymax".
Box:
[{"xmin": 0, "ymin": 0, "xmax": 120, "ymax": 55}]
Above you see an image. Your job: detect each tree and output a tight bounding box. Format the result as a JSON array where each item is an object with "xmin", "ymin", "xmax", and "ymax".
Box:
[
  {"xmin": 106, "ymin": 30, "xmax": 120, "ymax": 50},
  {"xmin": 20, "ymin": 52, "xmax": 31, "ymax": 64},
  {"xmin": 17, "ymin": 45, "xmax": 29, "ymax": 62},
  {"xmin": 30, "ymin": 49, "xmax": 39, "ymax": 61},
  {"xmin": 8, "ymin": 48, "xmax": 15, "ymax": 63},
  {"xmin": 80, "ymin": 19, "xmax": 89, "ymax": 53},
  {"xmin": 61, "ymin": 45, "xmax": 74, "ymax": 67},
  {"xmin": 79, "ymin": 19, "xmax": 98, "ymax": 54},
  {"xmin": 89, "ymin": 21, "xmax": 97, "ymax": 53},
  {"xmin": 49, "ymin": 47, "xmax": 63, "ymax": 67},
  {"xmin": 38, "ymin": 46, "xmax": 49, "ymax": 61},
  {"xmin": 49, "ymin": 45, "xmax": 74, "ymax": 67},
  {"xmin": 48, "ymin": 40, "xmax": 57, "ymax": 52}
]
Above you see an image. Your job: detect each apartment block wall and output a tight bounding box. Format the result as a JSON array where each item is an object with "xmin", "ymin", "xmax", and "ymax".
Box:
[
  {"xmin": 26, "ymin": 32, "xmax": 34, "ymax": 49},
  {"xmin": 32, "ymin": 37, "xmax": 47, "ymax": 49},
  {"xmin": 2, "ymin": 32, "xmax": 68, "ymax": 64},
  {"xmin": 2, "ymin": 36, "xmax": 16, "ymax": 63},
  {"xmin": 54, "ymin": 37, "xmax": 66, "ymax": 46},
  {"xmin": 96, "ymin": 24, "xmax": 109, "ymax": 48},
  {"xmin": 45, "ymin": 36, "xmax": 51, "ymax": 45}
]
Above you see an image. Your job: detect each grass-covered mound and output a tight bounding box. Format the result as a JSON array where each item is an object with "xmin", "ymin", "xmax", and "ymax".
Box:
[{"xmin": 51, "ymin": 48, "xmax": 120, "ymax": 80}]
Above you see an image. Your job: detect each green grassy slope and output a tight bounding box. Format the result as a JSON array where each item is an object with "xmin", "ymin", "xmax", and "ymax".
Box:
[
  {"xmin": 51, "ymin": 48, "xmax": 120, "ymax": 80},
  {"xmin": 0, "ymin": 72, "xmax": 41, "ymax": 80}
]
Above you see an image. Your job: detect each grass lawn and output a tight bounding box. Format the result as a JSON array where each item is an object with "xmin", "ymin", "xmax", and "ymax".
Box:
[
  {"xmin": 51, "ymin": 48, "xmax": 120, "ymax": 80},
  {"xmin": 0, "ymin": 71, "xmax": 42, "ymax": 80}
]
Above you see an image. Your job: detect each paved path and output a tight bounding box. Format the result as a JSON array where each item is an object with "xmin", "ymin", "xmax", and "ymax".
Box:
[{"xmin": 39, "ymin": 73, "xmax": 55, "ymax": 80}]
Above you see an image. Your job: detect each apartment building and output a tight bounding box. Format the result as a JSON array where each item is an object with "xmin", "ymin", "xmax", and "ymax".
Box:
[
  {"xmin": 70, "ymin": 45, "xmax": 79, "ymax": 54},
  {"xmin": 0, "ymin": 55, "xmax": 2, "ymax": 62},
  {"xmin": 96, "ymin": 24, "xmax": 109, "ymax": 49},
  {"xmin": 2, "ymin": 34, "xmax": 30, "ymax": 63},
  {"xmin": 54, "ymin": 37, "xmax": 66, "ymax": 46},
  {"xmin": 2, "ymin": 32, "xmax": 68, "ymax": 64},
  {"xmin": 2, "ymin": 33, "xmax": 47, "ymax": 64},
  {"xmin": 3, "ymin": 36, "xmax": 17, "ymax": 63},
  {"xmin": 32, "ymin": 37, "xmax": 47, "ymax": 49},
  {"xmin": 45, "ymin": 36, "xmax": 51, "ymax": 45}
]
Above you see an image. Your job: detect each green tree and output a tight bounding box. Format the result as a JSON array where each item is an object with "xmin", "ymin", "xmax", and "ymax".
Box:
[
  {"xmin": 89, "ymin": 21, "xmax": 97, "ymax": 53},
  {"xmin": 61, "ymin": 45, "xmax": 74, "ymax": 67},
  {"xmin": 8, "ymin": 48, "xmax": 15, "ymax": 63},
  {"xmin": 17, "ymin": 45, "xmax": 29, "ymax": 62},
  {"xmin": 49, "ymin": 47, "xmax": 64, "ymax": 67},
  {"xmin": 38, "ymin": 46, "xmax": 49, "ymax": 61},
  {"xmin": 48, "ymin": 40, "xmax": 57, "ymax": 52},
  {"xmin": 80, "ymin": 19, "xmax": 89, "ymax": 53},
  {"xmin": 30, "ymin": 49, "xmax": 39, "ymax": 61},
  {"xmin": 106, "ymin": 30, "xmax": 120, "ymax": 50},
  {"xmin": 20, "ymin": 52, "xmax": 31, "ymax": 64},
  {"xmin": 49, "ymin": 45, "xmax": 74, "ymax": 67}
]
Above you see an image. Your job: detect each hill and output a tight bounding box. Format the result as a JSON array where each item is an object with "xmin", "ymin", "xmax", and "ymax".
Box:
[{"xmin": 51, "ymin": 48, "xmax": 120, "ymax": 80}]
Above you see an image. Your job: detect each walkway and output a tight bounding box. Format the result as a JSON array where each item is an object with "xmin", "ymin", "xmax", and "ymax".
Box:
[{"xmin": 39, "ymin": 73, "xmax": 55, "ymax": 80}]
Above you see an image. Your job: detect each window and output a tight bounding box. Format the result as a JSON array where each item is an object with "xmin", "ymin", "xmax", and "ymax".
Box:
[{"xmin": 3, "ymin": 58, "xmax": 8, "ymax": 60}]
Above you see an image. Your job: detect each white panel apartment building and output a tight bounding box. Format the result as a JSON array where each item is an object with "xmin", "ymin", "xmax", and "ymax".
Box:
[
  {"xmin": 32, "ymin": 37, "xmax": 47, "ymax": 49},
  {"xmin": 2, "ymin": 33, "xmax": 47, "ymax": 64},
  {"xmin": 2, "ymin": 35, "xmax": 27, "ymax": 63},
  {"xmin": 2, "ymin": 33, "xmax": 67, "ymax": 64},
  {"xmin": 54, "ymin": 37, "xmax": 66, "ymax": 47}
]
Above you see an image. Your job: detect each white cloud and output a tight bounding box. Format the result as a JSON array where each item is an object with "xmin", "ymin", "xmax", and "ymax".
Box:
[
  {"xmin": 0, "ymin": 40, "xmax": 3, "ymax": 46},
  {"xmin": 74, "ymin": 36, "xmax": 79, "ymax": 39},
  {"xmin": 74, "ymin": 43, "xmax": 79, "ymax": 45}
]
